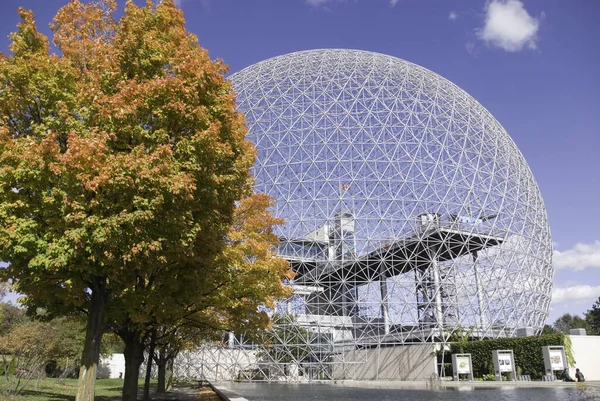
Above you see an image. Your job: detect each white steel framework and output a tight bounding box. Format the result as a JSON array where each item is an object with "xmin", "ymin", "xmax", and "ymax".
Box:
[{"xmin": 200, "ymin": 49, "xmax": 552, "ymax": 381}]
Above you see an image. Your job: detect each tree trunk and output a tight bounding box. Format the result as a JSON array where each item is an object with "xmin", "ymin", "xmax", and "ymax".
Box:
[
  {"xmin": 157, "ymin": 349, "xmax": 177, "ymax": 393},
  {"xmin": 143, "ymin": 329, "xmax": 157, "ymax": 400},
  {"xmin": 2, "ymin": 355, "xmax": 8, "ymax": 380},
  {"xmin": 166, "ymin": 358, "xmax": 174, "ymax": 391},
  {"xmin": 75, "ymin": 277, "xmax": 107, "ymax": 401},
  {"xmin": 156, "ymin": 350, "xmax": 167, "ymax": 394},
  {"xmin": 121, "ymin": 329, "xmax": 146, "ymax": 401}
]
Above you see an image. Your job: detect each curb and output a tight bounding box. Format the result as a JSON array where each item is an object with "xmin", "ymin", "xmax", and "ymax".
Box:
[{"xmin": 208, "ymin": 381, "xmax": 249, "ymax": 401}]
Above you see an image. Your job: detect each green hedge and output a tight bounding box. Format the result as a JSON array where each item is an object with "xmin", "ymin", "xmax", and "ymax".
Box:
[{"xmin": 450, "ymin": 334, "xmax": 573, "ymax": 379}]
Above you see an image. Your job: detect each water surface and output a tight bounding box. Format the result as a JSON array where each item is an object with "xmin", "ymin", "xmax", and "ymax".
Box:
[{"xmin": 223, "ymin": 382, "xmax": 580, "ymax": 401}]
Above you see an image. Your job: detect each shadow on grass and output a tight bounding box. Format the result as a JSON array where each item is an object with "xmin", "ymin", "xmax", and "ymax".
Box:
[
  {"xmin": 16, "ymin": 382, "xmax": 153, "ymax": 400},
  {"xmin": 17, "ymin": 390, "xmax": 71, "ymax": 401},
  {"xmin": 18, "ymin": 386, "xmax": 128, "ymax": 400},
  {"xmin": 19, "ymin": 389, "xmax": 122, "ymax": 401}
]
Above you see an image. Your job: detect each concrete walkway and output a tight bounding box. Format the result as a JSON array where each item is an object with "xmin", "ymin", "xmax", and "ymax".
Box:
[
  {"xmin": 210, "ymin": 382, "xmax": 249, "ymax": 401},
  {"xmin": 142, "ymin": 385, "xmax": 221, "ymax": 401}
]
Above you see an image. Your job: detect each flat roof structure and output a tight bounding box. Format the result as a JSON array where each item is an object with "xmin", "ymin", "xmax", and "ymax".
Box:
[{"xmin": 294, "ymin": 223, "xmax": 504, "ymax": 285}]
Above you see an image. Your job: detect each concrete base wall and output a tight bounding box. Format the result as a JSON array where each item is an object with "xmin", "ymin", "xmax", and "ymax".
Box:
[
  {"xmin": 332, "ymin": 344, "xmax": 437, "ymax": 381},
  {"xmin": 569, "ymin": 335, "xmax": 600, "ymax": 381}
]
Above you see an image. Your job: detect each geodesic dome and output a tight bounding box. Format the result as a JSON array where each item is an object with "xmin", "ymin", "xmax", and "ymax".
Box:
[{"xmin": 226, "ymin": 49, "xmax": 552, "ymax": 379}]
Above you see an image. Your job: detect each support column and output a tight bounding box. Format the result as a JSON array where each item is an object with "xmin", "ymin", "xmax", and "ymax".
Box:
[
  {"xmin": 431, "ymin": 256, "xmax": 443, "ymax": 330},
  {"xmin": 472, "ymin": 251, "xmax": 487, "ymax": 330},
  {"xmin": 380, "ymin": 265, "xmax": 390, "ymax": 335},
  {"xmin": 340, "ymin": 284, "xmax": 350, "ymax": 316}
]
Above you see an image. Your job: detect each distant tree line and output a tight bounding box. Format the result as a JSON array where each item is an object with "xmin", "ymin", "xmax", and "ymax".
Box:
[{"xmin": 542, "ymin": 297, "xmax": 600, "ymax": 335}]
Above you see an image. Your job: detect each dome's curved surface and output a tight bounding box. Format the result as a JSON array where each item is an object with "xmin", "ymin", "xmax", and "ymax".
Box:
[{"xmin": 229, "ymin": 49, "xmax": 552, "ymax": 376}]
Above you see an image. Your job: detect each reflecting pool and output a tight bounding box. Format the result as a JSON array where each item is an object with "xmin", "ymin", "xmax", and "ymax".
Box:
[{"xmin": 221, "ymin": 382, "xmax": 581, "ymax": 401}]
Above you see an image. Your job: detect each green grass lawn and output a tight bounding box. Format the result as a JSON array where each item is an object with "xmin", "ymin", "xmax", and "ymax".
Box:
[{"xmin": 0, "ymin": 377, "xmax": 148, "ymax": 400}]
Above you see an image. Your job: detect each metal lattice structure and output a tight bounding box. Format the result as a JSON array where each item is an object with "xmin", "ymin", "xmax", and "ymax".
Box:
[{"xmin": 196, "ymin": 49, "xmax": 552, "ymax": 381}]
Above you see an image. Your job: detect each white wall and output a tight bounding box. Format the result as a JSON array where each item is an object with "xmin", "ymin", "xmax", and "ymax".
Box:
[
  {"xmin": 332, "ymin": 344, "xmax": 437, "ymax": 381},
  {"xmin": 569, "ymin": 335, "xmax": 600, "ymax": 381},
  {"xmin": 98, "ymin": 353, "xmax": 125, "ymax": 379}
]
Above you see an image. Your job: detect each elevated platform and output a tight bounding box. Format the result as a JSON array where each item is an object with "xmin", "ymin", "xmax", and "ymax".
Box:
[{"xmin": 292, "ymin": 224, "xmax": 504, "ymax": 287}]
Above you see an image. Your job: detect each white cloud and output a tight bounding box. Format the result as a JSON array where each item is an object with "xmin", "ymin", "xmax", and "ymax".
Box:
[
  {"xmin": 465, "ymin": 42, "xmax": 478, "ymax": 56},
  {"xmin": 390, "ymin": 0, "xmax": 399, "ymax": 6},
  {"xmin": 306, "ymin": 0, "xmax": 342, "ymax": 6},
  {"xmin": 169, "ymin": 0, "xmax": 210, "ymax": 8},
  {"xmin": 554, "ymin": 241, "xmax": 600, "ymax": 271},
  {"xmin": 449, "ymin": 11, "xmax": 458, "ymax": 21},
  {"xmin": 477, "ymin": 0, "xmax": 540, "ymax": 52},
  {"xmin": 465, "ymin": 42, "xmax": 476, "ymax": 55},
  {"xmin": 552, "ymin": 285, "xmax": 600, "ymax": 305}
]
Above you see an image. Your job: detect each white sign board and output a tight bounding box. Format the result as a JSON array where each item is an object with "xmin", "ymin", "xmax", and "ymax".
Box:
[
  {"xmin": 549, "ymin": 349, "xmax": 564, "ymax": 370},
  {"xmin": 456, "ymin": 356, "xmax": 471, "ymax": 374},
  {"xmin": 498, "ymin": 354, "xmax": 513, "ymax": 372}
]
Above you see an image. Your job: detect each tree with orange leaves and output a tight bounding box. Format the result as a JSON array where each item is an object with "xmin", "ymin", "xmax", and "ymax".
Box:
[
  {"xmin": 0, "ymin": 1, "xmax": 291, "ymax": 400},
  {"xmin": 144, "ymin": 193, "xmax": 292, "ymax": 396}
]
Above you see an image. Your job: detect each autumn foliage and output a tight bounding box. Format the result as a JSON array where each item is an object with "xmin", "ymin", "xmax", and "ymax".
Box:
[{"xmin": 0, "ymin": 1, "xmax": 291, "ymax": 400}]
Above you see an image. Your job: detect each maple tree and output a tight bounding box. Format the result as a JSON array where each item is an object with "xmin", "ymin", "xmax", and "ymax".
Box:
[
  {"xmin": 0, "ymin": 1, "xmax": 291, "ymax": 400},
  {"xmin": 586, "ymin": 297, "xmax": 600, "ymax": 335},
  {"xmin": 144, "ymin": 193, "xmax": 292, "ymax": 395}
]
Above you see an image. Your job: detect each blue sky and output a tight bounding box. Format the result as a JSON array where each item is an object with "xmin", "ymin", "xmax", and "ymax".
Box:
[{"xmin": 0, "ymin": 0, "xmax": 598, "ymax": 325}]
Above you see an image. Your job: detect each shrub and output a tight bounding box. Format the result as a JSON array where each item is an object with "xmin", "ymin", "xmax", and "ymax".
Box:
[{"xmin": 450, "ymin": 334, "xmax": 573, "ymax": 380}]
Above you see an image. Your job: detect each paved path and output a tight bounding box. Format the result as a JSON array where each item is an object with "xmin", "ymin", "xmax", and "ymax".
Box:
[{"xmin": 142, "ymin": 385, "xmax": 221, "ymax": 401}]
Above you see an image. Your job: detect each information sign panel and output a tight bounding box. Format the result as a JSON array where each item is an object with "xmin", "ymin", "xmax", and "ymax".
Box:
[
  {"xmin": 456, "ymin": 356, "xmax": 471, "ymax": 374},
  {"xmin": 549, "ymin": 349, "xmax": 564, "ymax": 370},
  {"xmin": 498, "ymin": 354, "xmax": 513, "ymax": 372}
]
